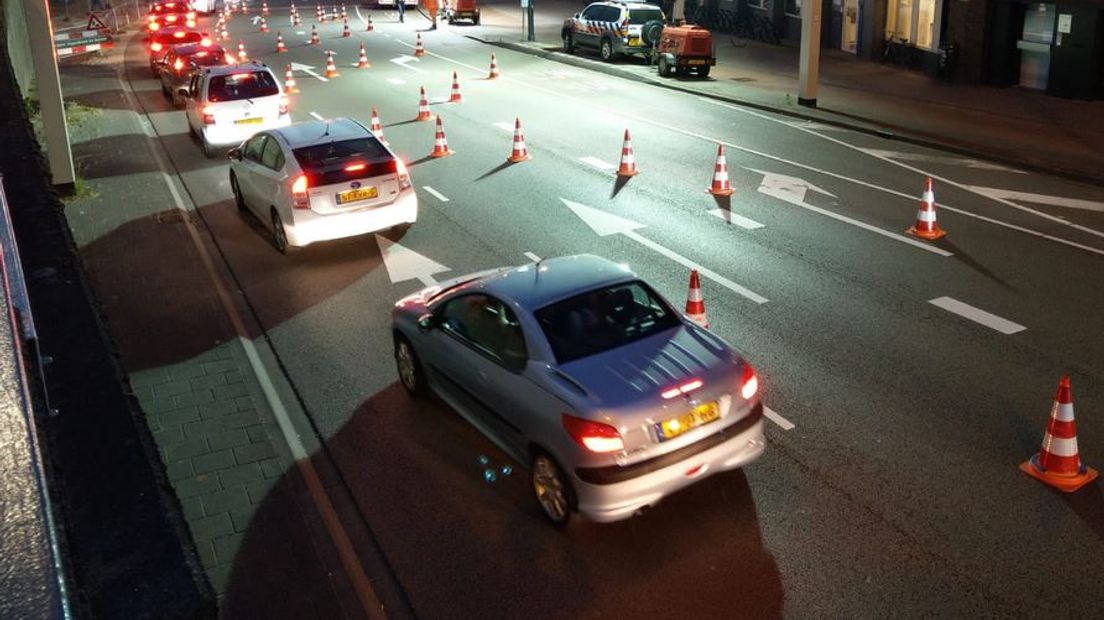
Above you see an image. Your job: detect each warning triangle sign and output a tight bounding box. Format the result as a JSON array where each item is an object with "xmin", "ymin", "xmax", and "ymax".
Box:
[{"xmin": 87, "ymin": 12, "xmax": 109, "ymax": 31}]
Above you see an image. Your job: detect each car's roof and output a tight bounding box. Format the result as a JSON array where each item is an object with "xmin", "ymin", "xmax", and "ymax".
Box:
[
  {"xmin": 201, "ymin": 61, "xmax": 271, "ymax": 76},
  {"xmin": 591, "ymin": 1, "xmax": 662, "ymax": 9},
  {"xmin": 274, "ymin": 118, "xmax": 372, "ymax": 148},
  {"xmin": 477, "ymin": 254, "xmax": 638, "ymax": 310},
  {"xmin": 170, "ymin": 41, "xmax": 222, "ymax": 55},
  {"xmin": 151, "ymin": 26, "xmax": 203, "ymax": 38}
]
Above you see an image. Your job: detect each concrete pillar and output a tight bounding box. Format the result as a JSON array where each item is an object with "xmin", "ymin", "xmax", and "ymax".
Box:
[
  {"xmin": 798, "ymin": 0, "xmax": 824, "ymax": 105},
  {"xmin": 21, "ymin": 0, "xmax": 75, "ymax": 191}
]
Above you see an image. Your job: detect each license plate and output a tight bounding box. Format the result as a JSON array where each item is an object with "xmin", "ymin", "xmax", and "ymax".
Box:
[
  {"xmin": 234, "ymin": 117, "xmax": 263, "ymax": 125},
  {"xmin": 657, "ymin": 402, "xmax": 719, "ymax": 441},
  {"xmin": 628, "ymin": 37, "xmax": 641, "ymax": 46},
  {"xmin": 336, "ymin": 186, "xmax": 378, "ymax": 205},
  {"xmin": 687, "ymin": 59, "xmax": 706, "ymax": 65}
]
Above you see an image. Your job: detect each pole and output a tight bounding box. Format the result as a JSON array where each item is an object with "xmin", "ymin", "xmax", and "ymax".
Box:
[
  {"xmin": 671, "ymin": 0, "xmax": 684, "ymax": 21},
  {"xmin": 526, "ymin": 1, "xmax": 534, "ymax": 42},
  {"xmin": 797, "ymin": 0, "xmax": 822, "ymax": 107},
  {"xmin": 22, "ymin": 0, "xmax": 76, "ymax": 191}
]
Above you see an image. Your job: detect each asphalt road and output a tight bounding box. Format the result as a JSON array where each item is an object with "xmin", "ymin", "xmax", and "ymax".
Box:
[{"xmin": 115, "ymin": 2, "xmax": 1104, "ymax": 616}]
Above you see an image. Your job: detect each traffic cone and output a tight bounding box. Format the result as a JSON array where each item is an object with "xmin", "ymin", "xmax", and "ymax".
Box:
[
  {"xmin": 221, "ymin": 25, "xmax": 229, "ymax": 41},
  {"xmin": 429, "ymin": 115, "xmax": 453, "ymax": 158},
  {"xmin": 414, "ymin": 33, "xmax": 425, "ymax": 57},
  {"xmin": 415, "ymin": 86, "xmax": 432, "ymax": 121},
  {"xmin": 260, "ymin": 16, "xmax": 268, "ymax": 32},
  {"xmin": 906, "ymin": 177, "xmax": 946, "ymax": 240},
  {"xmin": 342, "ymin": 17, "xmax": 351, "ymax": 37},
  {"xmin": 448, "ymin": 70, "xmax": 462, "ymax": 103},
  {"xmin": 284, "ymin": 64, "xmax": 299, "ymax": 93},
  {"xmin": 292, "ymin": 11, "xmax": 301, "ymax": 26},
  {"xmin": 310, "ymin": 24, "xmax": 320, "ymax": 45},
  {"xmin": 706, "ymin": 144, "xmax": 734, "ymax": 197},
  {"xmin": 262, "ymin": 1, "xmax": 269, "ymax": 15},
  {"xmin": 276, "ymin": 32, "xmax": 287, "ymax": 52},
  {"xmin": 356, "ymin": 43, "xmax": 369, "ymax": 68},
  {"xmin": 242, "ymin": 2, "xmax": 249, "ymax": 14},
  {"xmin": 317, "ymin": 5, "xmax": 324, "ymax": 22},
  {"xmin": 1021, "ymin": 376, "xmax": 1099, "ymax": 492},
  {"xmin": 684, "ymin": 270, "xmax": 708, "ymax": 328},
  {"xmin": 237, "ymin": 40, "xmax": 248, "ymax": 61},
  {"xmin": 341, "ymin": 4, "xmax": 347, "ymax": 20},
  {"xmin": 488, "ymin": 53, "xmax": 499, "ymax": 79},
  {"xmin": 369, "ymin": 106, "xmax": 388, "ymax": 146},
  {"xmin": 617, "ymin": 129, "xmax": 638, "ymax": 177},
  {"xmin": 324, "ymin": 50, "xmax": 339, "ymax": 78},
  {"xmin": 366, "ymin": 14, "xmax": 374, "ymax": 31},
  {"xmin": 506, "ymin": 118, "xmax": 530, "ymax": 163}
]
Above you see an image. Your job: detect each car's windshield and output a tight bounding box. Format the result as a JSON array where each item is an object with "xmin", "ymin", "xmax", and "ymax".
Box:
[
  {"xmin": 625, "ymin": 8, "xmax": 664, "ymax": 24},
  {"xmin": 536, "ymin": 280, "xmax": 681, "ymax": 364},
  {"xmin": 207, "ymin": 71, "xmax": 279, "ymax": 101}
]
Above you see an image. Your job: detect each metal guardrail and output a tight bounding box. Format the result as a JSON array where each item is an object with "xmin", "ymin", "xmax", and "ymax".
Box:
[{"xmin": 0, "ymin": 175, "xmax": 72, "ymax": 619}]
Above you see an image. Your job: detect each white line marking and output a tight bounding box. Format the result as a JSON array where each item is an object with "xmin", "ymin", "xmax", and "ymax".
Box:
[
  {"xmin": 628, "ymin": 231, "xmax": 768, "ymax": 304},
  {"xmin": 708, "ymin": 208, "xmax": 765, "ymax": 230},
  {"xmin": 389, "ymin": 56, "xmax": 425, "ymax": 73},
  {"xmin": 524, "ymin": 251, "xmax": 542, "ymax": 262},
  {"xmin": 928, "ymin": 296, "xmax": 1026, "ymax": 335},
  {"xmin": 309, "ymin": 111, "xmax": 325, "ymax": 121},
  {"xmin": 966, "ymin": 186, "xmax": 1104, "ymax": 213},
  {"xmin": 579, "ymin": 156, "xmax": 616, "ymax": 171},
  {"xmin": 764, "ymin": 406, "xmax": 795, "ymax": 430},
  {"xmin": 386, "ymin": 77, "xmax": 406, "ymax": 85},
  {"xmin": 493, "ymin": 121, "xmax": 514, "ymax": 132},
  {"xmin": 422, "ymin": 186, "xmax": 449, "ymax": 202}
]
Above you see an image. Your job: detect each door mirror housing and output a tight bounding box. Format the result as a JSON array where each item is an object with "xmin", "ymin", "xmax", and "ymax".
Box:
[
  {"xmin": 227, "ymin": 147, "xmax": 242, "ymax": 161},
  {"xmin": 417, "ymin": 313, "xmax": 437, "ymax": 332},
  {"xmin": 177, "ymin": 87, "xmax": 191, "ymax": 99}
]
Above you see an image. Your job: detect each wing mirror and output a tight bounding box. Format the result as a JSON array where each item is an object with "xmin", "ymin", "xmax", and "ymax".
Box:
[
  {"xmin": 177, "ymin": 87, "xmax": 191, "ymax": 99},
  {"xmin": 417, "ymin": 313, "xmax": 437, "ymax": 332},
  {"xmin": 226, "ymin": 146, "xmax": 242, "ymax": 161}
]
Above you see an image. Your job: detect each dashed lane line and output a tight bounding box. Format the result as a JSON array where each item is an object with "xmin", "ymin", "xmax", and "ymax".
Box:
[
  {"xmin": 422, "ymin": 186, "xmax": 449, "ymax": 202},
  {"xmin": 764, "ymin": 407, "xmax": 795, "ymax": 430},
  {"xmin": 523, "ymin": 252, "xmax": 542, "ymax": 262},
  {"xmin": 708, "ymin": 208, "xmax": 765, "ymax": 230},
  {"xmin": 309, "ymin": 111, "xmax": 325, "ymax": 121},
  {"xmin": 493, "ymin": 121, "xmax": 514, "ymax": 132},
  {"xmin": 928, "ymin": 297, "xmax": 1026, "ymax": 335},
  {"xmin": 579, "ymin": 156, "xmax": 616, "ymax": 172}
]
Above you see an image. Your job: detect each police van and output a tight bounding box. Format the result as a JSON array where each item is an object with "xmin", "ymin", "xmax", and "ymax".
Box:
[{"xmin": 562, "ymin": 1, "xmax": 666, "ymax": 62}]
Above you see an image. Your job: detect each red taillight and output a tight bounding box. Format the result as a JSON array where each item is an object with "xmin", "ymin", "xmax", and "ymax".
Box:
[
  {"xmin": 173, "ymin": 58, "xmax": 184, "ymax": 71},
  {"xmin": 395, "ymin": 159, "xmax": 411, "ymax": 190},
  {"xmin": 200, "ymin": 105, "xmax": 216, "ymax": 124},
  {"xmin": 661, "ymin": 378, "xmax": 703, "ymax": 400},
  {"xmin": 148, "ymin": 21, "xmax": 160, "ymax": 30},
  {"xmin": 278, "ymin": 96, "xmax": 289, "ymax": 115},
  {"xmin": 291, "ymin": 175, "xmax": 310, "ymax": 209},
  {"xmin": 225, "ymin": 53, "xmax": 235, "ymax": 64},
  {"xmin": 166, "ymin": 14, "xmax": 178, "ymax": 22},
  {"xmin": 562, "ymin": 414, "xmax": 624, "ymax": 453},
  {"xmin": 344, "ymin": 163, "xmax": 366, "ymax": 172},
  {"xmin": 740, "ymin": 363, "xmax": 758, "ymax": 400},
  {"xmin": 151, "ymin": 41, "xmax": 163, "ymax": 51},
  {"xmin": 173, "ymin": 30, "xmax": 186, "ymax": 38},
  {"xmin": 200, "ymin": 37, "xmax": 212, "ymax": 46}
]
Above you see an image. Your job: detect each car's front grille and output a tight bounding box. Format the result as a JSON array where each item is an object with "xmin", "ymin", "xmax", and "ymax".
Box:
[{"xmin": 575, "ymin": 402, "xmax": 763, "ymax": 485}]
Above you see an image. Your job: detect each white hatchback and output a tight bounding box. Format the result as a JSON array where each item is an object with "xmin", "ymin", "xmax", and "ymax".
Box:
[
  {"xmin": 180, "ymin": 62, "xmax": 290, "ymax": 158},
  {"xmin": 227, "ymin": 118, "xmax": 418, "ymax": 253}
]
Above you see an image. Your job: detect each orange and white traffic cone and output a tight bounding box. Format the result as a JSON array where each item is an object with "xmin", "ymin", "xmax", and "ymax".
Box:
[
  {"xmin": 706, "ymin": 144, "xmax": 734, "ymax": 197},
  {"xmin": 369, "ymin": 106, "xmax": 388, "ymax": 146},
  {"xmin": 276, "ymin": 32, "xmax": 287, "ymax": 53},
  {"xmin": 341, "ymin": 4, "xmax": 347, "ymax": 20},
  {"xmin": 685, "ymin": 270, "xmax": 708, "ymax": 328},
  {"xmin": 342, "ymin": 17, "xmax": 351, "ymax": 37},
  {"xmin": 414, "ymin": 33, "xmax": 425, "ymax": 57},
  {"xmin": 906, "ymin": 177, "xmax": 946, "ymax": 240},
  {"xmin": 366, "ymin": 14, "xmax": 374, "ymax": 31},
  {"xmin": 317, "ymin": 5, "xmax": 324, "ymax": 22},
  {"xmin": 242, "ymin": 2, "xmax": 249, "ymax": 14},
  {"xmin": 617, "ymin": 129, "xmax": 638, "ymax": 177},
  {"xmin": 292, "ymin": 11, "xmax": 301, "ymax": 27},
  {"xmin": 448, "ymin": 71, "xmax": 462, "ymax": 103},
  {"xmin": 284, "ymin": 63, "xmax": 299, "ymax": 94},
  {"xmin": 324, "ymin": 50, "xmax": 339, "ymax": 78},
  {"xmin": 415, "ymin": 86, "xmax": 432, "ymax": 121},
  {"xmin": 310, "ymin": 24, "xmax": 320, "ymax": 45},
  {"xmin": 429, "ymin": 115, "xmax": 453, "ymax": 158},
  {"xmin": 221, "ymin": 25, "xmax": 229, "ymax": 41},
  {"xmin": 1021, "ymin": 376, "xmax": 1099, "ymax": 492},
  {"xmin": 263, "ymin": 1, "xmax": 270, "ymax": 14},
  {"xmin": 356, "ymin": 43, "xmax": 369, "ymax": 68},
  {"xmin": 506, "ymin": 118, "xmax": 530, "ymax": 163},
  {"xmin": 488, "ymin": 53, "xmax": 499, "ymax": 79},
  {"xmin": 237, "ymin": 40, "xmax": 248, "ymax": 61},
  {"xmin": 260, "ymin": 16, "xmax": 268, "ymax": 32}
]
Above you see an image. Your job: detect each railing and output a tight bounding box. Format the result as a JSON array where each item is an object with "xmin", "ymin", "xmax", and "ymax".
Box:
[{"xmin": 0, "ymin": 175, "xmax": 73, "ymax": 619}]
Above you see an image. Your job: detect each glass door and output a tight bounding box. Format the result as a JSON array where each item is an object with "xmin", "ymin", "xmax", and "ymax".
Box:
[{"xmin": 1018, "ymin": 3, "xmax": 1056, "ymax": 89}]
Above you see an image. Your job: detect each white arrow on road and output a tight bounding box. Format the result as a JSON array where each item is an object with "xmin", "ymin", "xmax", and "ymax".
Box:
[
  {"xmin": 857, "ymin": 148, "xmax": 1027, "ymax": 174},
  {"xmin": 290, "ymin": 62, "xmax": 328, "ymax": 82},
  {"xmin": 375, "ymin": 235, "xmax": 450, "ymax": 286},
  {"xmin": 561, "ymin": 198, "xmax": 768, "ymax": 304},
  {"xmin": 748, "ymin": 169, "xmax": 953, "ymax": 257},
  {"xmin": 389, "ymin": 55, "xmax": 425, "ymax": 73},
  {"xmin": 966, "ymin": 186, "xmax": 1104, "ymax": 213}
]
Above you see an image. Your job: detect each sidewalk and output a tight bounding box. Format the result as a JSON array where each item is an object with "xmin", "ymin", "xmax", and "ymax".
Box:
[{"xmin": 470, "ymin": 0, "xmax": 1104, "ymax": 185}]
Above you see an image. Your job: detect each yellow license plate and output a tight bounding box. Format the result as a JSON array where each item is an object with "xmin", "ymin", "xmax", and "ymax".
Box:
[
  {"xmin": 234, "ymin": 117, "xmax": 263, "ymax": 125},
  {"xmin": 628, "ymin": 37, "xmax": 641, "ymax": 46},
  {"xmin": 687, "ymin": 59, "xmax": 706, "ymax": 65},
  {"xmin": 658, "ymin": 402, "xmax": 719, "ymax": 441},
  {"xmin": 336, "ymin": 186, "xmax": 378, "ymax": 204}
]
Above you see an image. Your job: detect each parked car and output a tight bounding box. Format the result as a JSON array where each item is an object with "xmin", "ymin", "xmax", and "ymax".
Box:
[
  {"xmin": 180, "ymin": 61, "xmax": 289, "ymax": 158},
  {"xmin": 562, "ymin": 1, "xmax": 666, "ymax": 62},
  {"xmin": 227, "ymin": 117, "xmax": 417, "ymax": 253},
  {"xmin": 391, "ymin": 254, "xmax": 766, "ymax": 525},
  {"xmin": 156, "ymin": 41, "xmax": 231, "ymax": 107}
]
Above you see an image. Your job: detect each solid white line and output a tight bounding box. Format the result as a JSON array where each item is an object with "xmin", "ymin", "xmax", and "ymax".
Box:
[
  {"xmin": 624, "ymin": 230, "xmax": 769, "ymax": 304},
  {"xmin": 708, "ymin": 208, "xmax": 764, "ymax": 230},
  {"xmin": 422, "ymin": 186, "xmax": 449, "ymax": 202},
  {"xmin": 928, "ymin": 296, "xmax": 1026, "ymax": 335},
  {"xmin": 309, "ymin": 111, "xmax": 325, "ymax": 121},
  {"xmin": 579, "ymin": 156, "xmax": 616, "ymax": 171},
  {"xmin": 764, "ymin": 406, "xmax": 795, "ymax": 430},
  {"xmin": 494, "ymin": 121, "xmax": 514, "ymax": 132},
  {"xmin": 966, "ymin": 186, "xmax": 1104, "ymax": 213},
  {"xmin": 524, "ymin": 251, "xmax": 542, "ymax": 262},
  {"xmin": 389, "ymin": 57, "xmax": 425, "ymax": 73}
]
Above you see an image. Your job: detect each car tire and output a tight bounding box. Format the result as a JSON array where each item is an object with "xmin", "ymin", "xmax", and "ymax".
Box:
[
  {"xmin": 531, "ymin": 450, "xmax": 575, "ymax": 526},
  {"xmin": 203, "ymin": 140, "xmax": 220, "ymax": 159},
  {"xmin": 270, "ymin": 208, "xmax": 290, "ymax": 254},
  {"xmin": 698, "ymin": 65, "xmax": 711, "ymax": 78},
  {"xmin": 474, "ymin": 13, "xmax": 480, "ymax": 25},
  {"xmin": 658, "ymin": 55, "xmax": 672, "ymax": 77},
  {"xmin": 230, "ymin": 173, "xmax": 247, "ymax": 212},
  {"xmin": 562, "ymin": 31, "xmax": 575, "ymax": 54},
  {"xmin": 394, "ymin": 333, "xmax": 429, "ymax": 398},
  {"xmin": 600, "ymin": 38, "xmax": 616, "ymax": 62}
]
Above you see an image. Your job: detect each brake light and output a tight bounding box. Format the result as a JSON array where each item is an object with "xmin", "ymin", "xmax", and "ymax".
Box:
[
  {"xmin": 562, "ymin": 414, "xmax": 624, "ymax": 453},
  {"xmin": 187, "ymin": 11, "xmax": 196, "ymax": 19},
  {"xmin": 148, "ymin": 21, "xmax": 160, "ymax": 30},
  {"xmin": 344, "ymin": 163, "xmax": 365, "ymax": 172},
  {"xmin": 740, "ymin": 363, "xmax": 758, "ymax": 400},
  {"xmin": 661, "ymin": 378, "xmax": 703, "ymax": 400},
  {"xmin": 278, "ymin": 96, "xmax": 289, "ymax": 115},
  {"xmin": 200, "ymin": 37, "xmax": 212, "ymax": 46},
  {"xmin": 151, "ymin": 42, "xmax": 163, "ymax": 52},
  {"xmin": 291, "ymin": 175, "xmax": 310, "ymax": 209},
  {"xmin": 225, "ymin": 54, "xmax": 235, "ymax": 64},
  {"xmin": 166, "ymin": 14, "xmax": 178, "ymax": 22},
  {"xmin": 200, "ymin": 105, "xmax": 216, "ymax": 124},
  {"xmin": 395, "ymin": 159, "xmax": 411, "ymax": 190},
  {"xmin": 173, "ymin": 58, "xmax": 184, "ymax": 71},
  {"xmin": 173, "ymin": 30, "xmax": 186, "ymax": 38}
]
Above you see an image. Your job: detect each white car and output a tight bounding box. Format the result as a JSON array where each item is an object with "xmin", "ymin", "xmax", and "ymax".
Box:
[
  {"xmin": 180, "ymin": 62, "xmax": 290, "ymax": 158},
  {"xmin": 227, "ymin": 117, "xmax": 418, "ymax": 253}
]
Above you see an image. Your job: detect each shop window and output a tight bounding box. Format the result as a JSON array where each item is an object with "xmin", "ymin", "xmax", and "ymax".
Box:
[
  {"xmin": 885, "ymin": 0, "xmax": 939, "ymax": 49},
  {"xmin": 785, "ymin": 0, "xmax": 800, "ymax": 17},
  {"xmin": 915, "ymin": 0, "xmax": 935, "ymax": 48}
]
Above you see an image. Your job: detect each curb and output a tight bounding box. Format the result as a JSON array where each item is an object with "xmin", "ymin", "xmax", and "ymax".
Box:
[{"xmin": 468, "ymin": 35, "xmax": 1104, "ymax": 187}]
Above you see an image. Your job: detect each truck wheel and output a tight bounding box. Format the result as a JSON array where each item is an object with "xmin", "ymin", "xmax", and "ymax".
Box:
[
  {"xmin": 698, "ymin": 65, "xmax": 711, "ymax": 78},
  {"xmin": 658, "ymin": 56, "xmax": 672, "ymax": 77},
  {"xmin": 600, "ymin": 38, "xmax": 617, "ymax": 62}
]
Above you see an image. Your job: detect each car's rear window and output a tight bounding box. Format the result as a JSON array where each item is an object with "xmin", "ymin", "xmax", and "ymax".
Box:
[
  {"xmin": 155, "ymin": 31, "xmax": 204, "ymax": 45},
  {"xmin": 292, "ymin": 137, "xmax": 393, "ymax": 185},
  {"xmin": 188, "ymin": 50, "xmax": 226, "ymax": 66},
  {"xmin": 625, "ymin": 9, "xmax": 664, "ymax": 24},
  {"xmin": 536, "ymin": 280, "xmax": 681, "ymax": 364},
  {"xmin": 207, "ymin": 71, "xmax": 279, "ymax": 101}
]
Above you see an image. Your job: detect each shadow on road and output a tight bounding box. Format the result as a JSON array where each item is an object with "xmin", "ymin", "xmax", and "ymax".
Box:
[
  {"xmin": 1062, "ymin": 482, "xmax": 1104, "ymax": 545},
  {"xmin": 933, "ymin": 236, "xmax": 1016, "ymax": 292}
]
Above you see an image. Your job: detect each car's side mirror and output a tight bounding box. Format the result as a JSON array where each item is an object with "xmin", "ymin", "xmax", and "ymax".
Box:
[
  {"xmin": 226, "ymin": 147, "xmax": 242, "ymax": 161},
  {"xmin": 417, "ymin": 313, "xmax": 437, "ymax": 332},
  {"xmin": 574, "ymin": 13, "xmax": 581, "ymax": 19},
  {"xmin": 177, "ymin": 87, "xmax": 191, "ymax": 99}
]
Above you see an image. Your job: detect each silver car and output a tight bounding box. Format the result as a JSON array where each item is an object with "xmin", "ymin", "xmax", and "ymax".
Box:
[{"xmin": 391, "ymin": 254, "xmax": 766, "ymax": 525}]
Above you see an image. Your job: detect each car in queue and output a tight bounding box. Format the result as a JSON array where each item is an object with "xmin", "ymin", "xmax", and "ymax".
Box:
[
  {"xmin": 392, "ymin": 254, "xmax": 766, "ymax": 525},
  {"xmin": 148, "ymin": 26, "xmax": 210, "ymax": 75},
  {"xmin": 157, "ymin": 41, "xmax": 232, "ymax": 107},
  {"xmin": 181, "ymin": 61, "xmax": 289, "ymax": 158},
  {"xmin": 147, "ymin": 1, "xmax": 197, "ymax": 32}
]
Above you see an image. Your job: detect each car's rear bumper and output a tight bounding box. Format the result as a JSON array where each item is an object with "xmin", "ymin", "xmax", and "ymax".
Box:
[
  {"xmin": 201, "ymin": 115, "xmax": 291, "ymax": 147},
  {"xmin": 285, "ymin": 190, "xmax": 417, "ymax": 246},
  {"xmin": 574, "ymin": 404, "xmax": 766, "ymax": 523}
]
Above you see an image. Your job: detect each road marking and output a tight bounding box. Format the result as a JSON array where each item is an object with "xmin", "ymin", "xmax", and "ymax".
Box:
[
  {"xmin": 563, "ymin": 198, "xmax": 769, "ymax": 304},
  {"xmin": 928, "ymin": 296, "xmax": 1026, "ymax": 335},
  {"xmin": 523, "ymin": 251, "xmax": 542, "ymax": 262},
  {"xmin": 422, "ymin": 186, "xmax": 449, "ymax": 202},
  {"xmin": 708, "ymin": 209, "xmax": 764, "ymax": 230},
  {"xmin": 375, "ymin": 235, "xmax": 450, "ymax": 286},
  {"xmin": 290, "ymin": 62, "xmax": 328, "ymax": 82},
  {"xmin": 764, "ymin": 406, "xmax": 794, "ymax": 430},
  {"xmin": 579, "ymin": 156, "xmax": 616, "ymax": 171},
  {"xmin": 494, "ymin": 121, "xmax": 515, "ymax": 132},
  {"xmin": 858, "ymin": 148, "xmax": 1027, "ymax": 174},
  {"xmin": 386, "ymin": 77, "xmax": 406, "ymax": 85},
  {"xmin": 309, "ymin": 111, "xmax": 325, "ymax": 121},
  {"xmin": 966, "ymin": 186, "xmax": 1104, "ymax": 213},
  {"xmin": 389, "ymin": 55, "xmax": 424, "ymax": 73}
]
